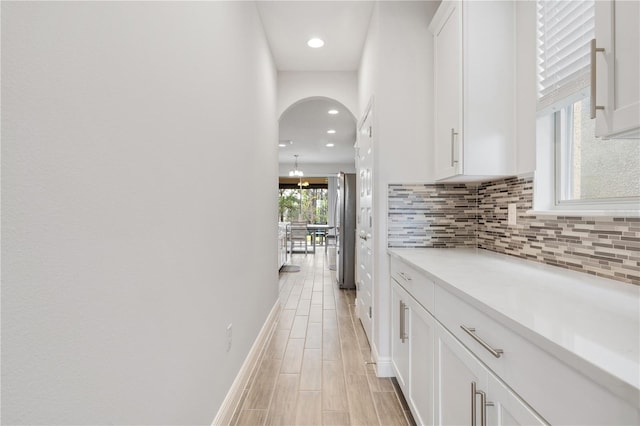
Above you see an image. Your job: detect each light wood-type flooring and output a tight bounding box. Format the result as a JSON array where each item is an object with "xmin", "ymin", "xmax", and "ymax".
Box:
[{"xmin": 231, "ymin": 252, "xmax": 416, "ymax": 426}]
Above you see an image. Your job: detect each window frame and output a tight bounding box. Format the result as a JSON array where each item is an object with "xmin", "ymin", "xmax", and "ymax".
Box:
[
  {"xmin": 532, "ymin": 102, "xmax": 640, "ymax": 214},
  {"xmin": 533, "ymin": 0, "xmax": 639, "ymax": 216}
]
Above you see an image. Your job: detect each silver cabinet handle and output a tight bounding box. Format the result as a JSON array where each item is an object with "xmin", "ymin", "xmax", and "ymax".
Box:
[
  {"xmin": 471, "ymin": 381, "xmax": 476, "ymax": 426},
  {"xmin": 461, "ymin": 325, "xmax": 504, "ymax": 358},
  {"xmin": 399, "ymin": 301, "xmax": 406, "ymax": 343},
  {"xmin": 402, "ymin": 302, "xmax": 409, "ymax": 342},
  {"xmin": 451, "ymin": 128, "xmax": 459, "ymax": 167},
  {"xmin": 399, "ymin": 272, "xmax": 412, "ymax": 281},
  {"xmin": 471, "ymin": 382, "xmax": 494, "ymax": 426},
  {"xmin": 590, "ymin": 38, "xmax": 605, "ymax": 119},
  {"xmin": 399, "ymin": 300, "xmax": 409, "ymax": 343}
]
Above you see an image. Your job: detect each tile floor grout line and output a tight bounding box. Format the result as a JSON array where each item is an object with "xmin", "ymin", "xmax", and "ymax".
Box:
[
  {"xmin": 236, "ymin": 249, "xmax": 414, "ymax": 426},
  {"xmin": 334, "ymin": 255, "xmax": 360, "ymax": 425}
]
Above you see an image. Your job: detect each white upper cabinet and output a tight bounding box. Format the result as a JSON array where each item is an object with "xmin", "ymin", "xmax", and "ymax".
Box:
[
  {"xmin": 594, "ymin": 0, "xmax": 640, "ymax": 138},
  {"xmin": 430, "ymin": 0, "xmax": 462, "ymax": 180},
  {"xmin": 429, "ymin": 0, "xmax": 516, "ymax": 181}
]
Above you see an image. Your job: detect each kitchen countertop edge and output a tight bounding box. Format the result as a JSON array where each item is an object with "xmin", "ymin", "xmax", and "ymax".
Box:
[{"xmin": 387, "ymin": 247, "xmax": 640, "ymax": 406}]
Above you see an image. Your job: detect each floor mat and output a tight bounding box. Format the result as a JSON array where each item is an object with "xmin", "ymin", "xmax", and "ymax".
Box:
[{"xmin": 280, "ymin": 265, "xmax": 301, "ymax": 272}]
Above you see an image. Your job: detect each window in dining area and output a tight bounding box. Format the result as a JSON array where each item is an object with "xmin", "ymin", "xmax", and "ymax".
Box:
[{"xmin": 278, "ymin": 177, "xmax": 329, "ymax": 224}]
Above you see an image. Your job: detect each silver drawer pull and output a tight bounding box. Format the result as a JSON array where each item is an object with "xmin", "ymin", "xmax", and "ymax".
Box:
[
  {"xmin": 399, "ymin": 272, "xmax": 412, "ymax": 281},
  {"xmin": 461, "ymin": 325, "xmax": 504, "ymax": 358}
]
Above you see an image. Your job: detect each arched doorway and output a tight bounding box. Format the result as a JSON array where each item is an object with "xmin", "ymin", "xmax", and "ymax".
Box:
[{"xmin": 278, "ymin": 97, "xmax": 356, "ymax": 224}]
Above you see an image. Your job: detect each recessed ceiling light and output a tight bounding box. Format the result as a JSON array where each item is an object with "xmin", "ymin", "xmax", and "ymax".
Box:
[
  {"xmin": 326, "ymin": 143, "xmax": 335, "ymax": 147},
  {"xmin": 307, "ymin": 38, "xmax": 325, "ymax": 48},
  {"xmin": 278, "ymin": 143, "xmax": 287, "ymax": 147},
  {"xmin": 327, "ymin": 129, "xmax": 336, "ymax": 134},
  {"xmin": 328, "ymin": 109, "xmax": 339, "ymax": 115}
]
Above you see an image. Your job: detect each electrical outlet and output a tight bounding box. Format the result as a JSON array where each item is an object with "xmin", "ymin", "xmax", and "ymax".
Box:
[
  {"xmin": 226, "ymin": 323, "xmax": 233, "ymax": 352},
  {"xmin": 507, "ymin": 203, "xmax": 517, "ymax": 226}
]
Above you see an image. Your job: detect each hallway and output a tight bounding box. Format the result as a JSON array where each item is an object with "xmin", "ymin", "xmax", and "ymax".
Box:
[{"xmin": 231, "ymin": 253, "xmax": 415, "ymax": 425}]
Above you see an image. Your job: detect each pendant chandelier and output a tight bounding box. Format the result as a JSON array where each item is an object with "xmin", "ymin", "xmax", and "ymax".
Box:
[{"xmin": 289, "ymin": 154, "xmax": 304, "ymax": 177}]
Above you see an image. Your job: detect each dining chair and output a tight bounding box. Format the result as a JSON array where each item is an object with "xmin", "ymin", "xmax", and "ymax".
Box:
[{"xmin": 290, "ymin": 221, "xmax": 309, "ymax": 254}]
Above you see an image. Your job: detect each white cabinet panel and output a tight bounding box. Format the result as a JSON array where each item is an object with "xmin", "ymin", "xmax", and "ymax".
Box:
[
  {"xmin": 433, "ymin": 0, "xmax": 462, "ymax": 179},
  {"xmin": 595, "ymin": 0, "xmax": 640, "ymax": 137},
  {"xmin": 435, "ymin": 282, "xmax": 640, "ymax": 426},
  {"xmin": 436, "ymin": 321, "xmax": 547, "ymax": 426},
  {"xmin": 391, "ymin": 281, "xmax": 410, "ymax": 392},
  {"xmin": 436, "ymin": 320, "xmax": 488, "ymax": 426},
  {"xmin": 430, "ymin": 0, "xmax": 516, "ymax": 181},
  {"xmin": 409, "ymin": 298, "xmax": 435, "ymax": 426},
  {"xmin": 391, "ymin": 260, "xmax": 437, "ymax": 426},
  {"xmin": 487, "ymin": 372, "xmax": 547, "ymax": 426},
  {"xmin": 390, "ymin": 257, "xmax": 435, "ymax": 313}
]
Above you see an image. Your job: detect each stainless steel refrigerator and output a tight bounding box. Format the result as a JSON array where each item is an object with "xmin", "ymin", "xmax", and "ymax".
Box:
[{"xmin": 335, "ymin": 172, "xmax": 356, "ymax": 289}]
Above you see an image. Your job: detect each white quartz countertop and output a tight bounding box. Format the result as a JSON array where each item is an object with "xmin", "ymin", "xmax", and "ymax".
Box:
[{"xmin": 387, "ymin": 247, "xmax": 640, "ymax": 401}]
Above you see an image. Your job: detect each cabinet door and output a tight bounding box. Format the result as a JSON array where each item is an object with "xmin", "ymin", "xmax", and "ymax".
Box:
[
  {"xmin": 436, "ymin": 321, "xmax": 547, "ymax": 426},
  {"xmin": 433, "ymin": 0, "xmax": 463, "ymax": 180},
  {"xmin": 391, "ymin": 281, "xmax": 410, "ymax": 392},
  {"xmin": 487, "ymin": 372, "xmax": 548, "ymax": 426},
  {"xmin": 595, "ymin": 0, "xmax": 640, "ymax": 137},
  {"xmin": 435, "ymin": 321, "xmax": 488, "ymax": 426},
  {"xmin": 409, "ymin": 301, "xmax": 435, "ymax": 426}
]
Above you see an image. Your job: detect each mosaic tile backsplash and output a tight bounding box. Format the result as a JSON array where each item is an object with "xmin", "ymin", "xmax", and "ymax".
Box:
[
  {"xmin": 388, "ymin": 176, "xmax": 640, "ymax": 285},
  {"xmin": 388, "ymin": 184, "xmax": 478, "ymax": 248}
]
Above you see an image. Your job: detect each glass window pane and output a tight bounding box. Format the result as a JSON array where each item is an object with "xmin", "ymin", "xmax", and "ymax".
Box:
[
  {"xmin": 558, "ymin": 97, "xmax": 640, "ymax": 201},
  {"xmin": 278, "ymin": 187, "xmax": 328, "ymax": 223}
]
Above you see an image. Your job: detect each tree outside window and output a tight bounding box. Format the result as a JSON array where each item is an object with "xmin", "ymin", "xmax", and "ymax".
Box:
[{"xmin": 278, "ymin": 187, "xmax": 328, "ymax": 223}]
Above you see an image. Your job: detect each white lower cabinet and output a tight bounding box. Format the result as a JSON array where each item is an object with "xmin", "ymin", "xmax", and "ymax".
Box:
[
  {"xmin": 391, "ymin": 256, "xmax": 548, "ymax": 426},
  {"xmin": 391, "ymin": 281, "xmax": 410, "ymax": 391},
  {"xmin": 436, "ymin": 320, "xmax": 486, "ymax": 425},
  {"xmin": 436, "ymin": 321, "xmax": 546, "ymax": 426},
  {"xmin": 487, "ymin": 372, "xmax": 548, "ymax": 426},
  {"xmin": 391, "ymin": 279, "xmax": 436, "ymax": 426},
  {"xmin": 390, "ymin": 253, "xmax": 640, "ymax": 425},
  {"xmin": 408, "ymin": 302, "xmax": 435, "ymax": 426}
]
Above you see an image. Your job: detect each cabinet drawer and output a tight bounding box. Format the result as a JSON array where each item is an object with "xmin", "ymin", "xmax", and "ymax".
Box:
[
  {"xmin": 435, "ymin": 285, "xmax": 506, "ymax": 375},
  {"xmin": 390, "ymin": 257, "xmax": 435, "ymax": 313},
  {"xmin": 435, "ymin": 285, "xmax": 640, "ymax": 425}
]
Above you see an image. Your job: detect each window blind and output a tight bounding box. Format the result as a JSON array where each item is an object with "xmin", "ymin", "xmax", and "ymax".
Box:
[{"xmin": 537, "ymin": 0, "xmax": 595, "ymax": 112}]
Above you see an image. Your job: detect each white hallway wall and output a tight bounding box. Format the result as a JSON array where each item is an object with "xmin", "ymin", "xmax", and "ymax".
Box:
[
  {"xmin": 2, "ymin": 2, "xmax": 278, "ymax": 424},
  {"xmin": 357, "ymin": 0, "xmax": 539, "ymax": 373},
  {"xmin": 278, "ymin": 162, "xmax": 356, "ymax": 177},
  {"xmin": 277, "ymin": 71, "xmax": 358, "ymax": 119},
  {"xmin": 358, "ymin": 1, "xmax": 437, "ymax": 372},
  {"xmin": 278, "ymin": 71, "xmax": 359, "ymax": 176}
]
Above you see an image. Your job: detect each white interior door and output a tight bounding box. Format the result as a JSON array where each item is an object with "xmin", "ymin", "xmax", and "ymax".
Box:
[{"xmin": 356, "ymin": 106, "xmax": 373, "ymax": 343}]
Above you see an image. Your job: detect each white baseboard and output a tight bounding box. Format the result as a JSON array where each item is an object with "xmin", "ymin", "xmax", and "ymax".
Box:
[
  {"xmin": 211, "ymin": 300, "xmax": 281, "ymax": 426},
  {"xmin": 375, "ymin": 356, "xmax": 395, "ymax": 377},
  {"xmin": 371, "ymin": 342, "xmax": 395, "ymax": 377}
]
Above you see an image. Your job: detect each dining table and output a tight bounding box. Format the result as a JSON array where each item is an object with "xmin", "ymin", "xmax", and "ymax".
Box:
[{"xmin": 305, "ymin": 224, "xmax": 334, "ymax": 251}]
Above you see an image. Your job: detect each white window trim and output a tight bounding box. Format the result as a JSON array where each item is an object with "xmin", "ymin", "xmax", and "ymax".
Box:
[{"xmin": 533, "ymin": 111, "xmax": 640, "ymax": 217}]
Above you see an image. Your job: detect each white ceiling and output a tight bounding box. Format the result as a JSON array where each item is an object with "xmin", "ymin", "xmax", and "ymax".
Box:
[
  {"xmin": 256, "ymin": 1, "xmax": 374, "ymax": 174},
  {"xmin": 278, "ymin": 98, "xmax": 357, "ymax": 166},
  {"xmin": 256, "ymin": 1, "xmax": 374, "ymax": 72}
]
